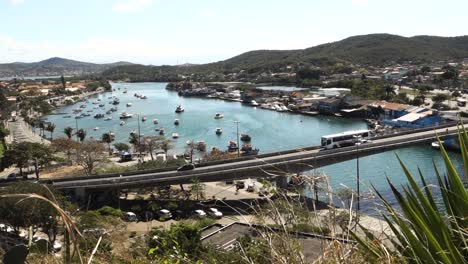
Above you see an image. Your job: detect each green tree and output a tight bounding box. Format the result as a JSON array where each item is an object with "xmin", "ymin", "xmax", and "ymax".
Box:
[
  {"xmin": 60, "ymin": 75, "xmax": 66, "ymax": 89},
  {"xmin": 113, "ymin": 142, "xmax": 130, "ymax": 152},
  {"xmin": 30, "ymin": 143, "xmax": 54, "ymax": 180},
  {"xmin": 1, "ymin": 142, "xmax": 32, "ymax": 179},
  {"xmin": 101, "ymin": 132, "xmax": 115, "ymax": 155},
  {"xmin": 46, "ymin": 123, "xmax": 56, "ymax": 140},
  {"xmin": 73, "ymin": 140, "xmax": 106, "ymax": 175},
  {"xmin": 0, "ymin": 123, "xmax": 9, "ymax": 143},
  {"xmin": 148, "ymin": 223, "xmax": 202, "ymax": 260},
  {"xmin": 64, "ymin": 126, "xmax": 74, "ymax": 140},
  {"xmin": 76, "ymin": 129, "xmax": 87, "ymax": 142}
]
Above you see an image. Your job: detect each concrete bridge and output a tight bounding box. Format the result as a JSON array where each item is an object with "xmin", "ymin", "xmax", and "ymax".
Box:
[{"xmin": 47, "ymin": 124, "xmax": 460, "ymax": 196}]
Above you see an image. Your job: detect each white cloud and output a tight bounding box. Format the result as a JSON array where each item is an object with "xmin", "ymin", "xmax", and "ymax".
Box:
[
  {"xmin": 351, "ymin": 0, "xmax": 369, "ymax": 6},
  {"xmin": 112, "ymin": 0, "xmax": 153, "ymax": 12},
  {"xmin": 199, "ymin": 9, "xmax": 217, "ymax": 18},
  {"xmin": 10, "ymin": 0, "xmax": 25, "ymax": 5}
]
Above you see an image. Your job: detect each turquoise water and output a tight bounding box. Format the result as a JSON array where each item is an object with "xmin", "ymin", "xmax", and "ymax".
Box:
[
  {"xmin": 43, "ymin": 82, "xmax": 466, "ymax": 214},
  {"xmin": 43, "ymin": 82, "xmax": 367, "ymax": 154}
]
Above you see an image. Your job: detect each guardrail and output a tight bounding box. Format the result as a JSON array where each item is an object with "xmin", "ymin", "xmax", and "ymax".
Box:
[{"xmin": 45, "ymin": 122, "xmax": 460, "ymax": 185}]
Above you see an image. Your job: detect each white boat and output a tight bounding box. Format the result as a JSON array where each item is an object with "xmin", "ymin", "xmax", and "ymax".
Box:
[
  {"xmin": 281, "ymin": 105, "xmax": 289, "ymax": 111},
  {"xmin": 119, "ymin": 112, "xmax": 133, "ymax": 119},
  {"xmin": 172, "ymin": 132, "xmax": 179, "ymax": 138},
  {"xmin": 142, "ymin": 116, "xmax": 147, "ymax": 122},
  {"xmin": 140, "ymin": 95, "xmax": 148, "ymax": 99},
  {"xmin": 153, "ymin": 119, "xmax": 159, "ymax": 124},
  {"xmin": 250, "ymin": 100, "xmax": 259, "ymax": 106},
  {"xmin": 175, "ymin": 105, "xmax": 184, "ymax": 113},
  {"xmin": 126, "ymin": 103, "xmax": 132, "ymax": 107},
  {"xmin": 186, "ymin": 140, "xmax": 193, "ymax": 145},
  {"xmin": 120, "ymin": 121, "xmax": 125, "ymax": 126},
  {"xmin": 104, "ymin": 116, "xmax": 112, "ymax": 121},
  {"xmin": 215, "ymin": 128, "xmax": 223, "ymax": 135},
  {"xmin": 260, "ymin": 103, "xmax": 270, "ymax": 109},
  {"xmin": 431, "ymin": 141, "xmax": 442, "ymax": 150},
  {"xmin": 94, "ymin": 127, "xmax": 99, "ymax": 131},
  {"xmin": 123, "ymin": 89, "xmax": 127, "ymax": 94},
  {"xmin": 214, "ymin": 113, "xmax": 224, "ymax": 119},
  {"xmin": 174, "ymin": 119, "xmax": 180, "ymax": 125}
]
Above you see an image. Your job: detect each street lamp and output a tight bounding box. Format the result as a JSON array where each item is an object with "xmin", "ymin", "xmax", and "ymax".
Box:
[
  {"xmin": 234, "ymin": 120, "xmax": 240, "ymax": 157},
  {"xmin": 354, "ymin": 135, "xmax": 361, "ymax": 211}
]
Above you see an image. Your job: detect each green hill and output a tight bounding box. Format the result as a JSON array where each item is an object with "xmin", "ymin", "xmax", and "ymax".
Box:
[
  {"xmin": 102, "ymin": 33, "xmax": 468, "ymax": 81},
  {"xmin": 0, "ymin": 57, "xmax": 134, "ymax": 78}
]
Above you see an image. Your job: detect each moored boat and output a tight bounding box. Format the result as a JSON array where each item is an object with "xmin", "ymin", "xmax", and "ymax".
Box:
[
  {"xmin": 94, "ymin": 113, "xmax": 105, "ymax": 119},
  {"xmin": 227, "ymin": 141, "xmax": 238, "ymax": 152},
  {"xmin": 172, "ymin": 132, "xmax": 179, "ymax": 138},
  {"xmin": 119, "ymin": 112, "xmax": 133, "ymax": 119},
  {"xmin": 94, "ymin": 127, "xmax": 99, "ymax": 131},
  {"xmin": 250, "ymin": 100, "xmax": 259, "ymax": 106},
  {"xmin": 159, "ymin": 128, "xmax": 165, "ymax": 135},
  {"xmin": 153, "ymin": 119, "xmax": 159, "ymax": 124},
  {"xmin": 215, "ymin": 128, "xmax": 222, "ymax": 135},
  {"xmin": 126, "ymin": 103, "xmax": 132, "ymax": 107},
  {"xmin": 214, "ymin": 113, "xmax": 224, "ymax": 119},
  {"xmin": 197, "ymin": 141, "xmax": 207, "ymax": 151},
  {"xmin": 174, "ymin": 119, "xmax": 180, "ymax": 125},
  {"xmin": 104, "ymin": 116, "xmax": 112, "ymax": 121},
  {"xmin": 142, "ymin": 116, "xmax": 147, "ymax": 122},
  {"xmin": 175, "ymin": 105, "xmax": 184, "ymax": 113}
]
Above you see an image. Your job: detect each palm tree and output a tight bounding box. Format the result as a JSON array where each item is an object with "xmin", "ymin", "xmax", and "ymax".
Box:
[
  {"xmin": 101, "ymin": 132, "xmax": 115, "ymax": 155},
  {"xmin": 76, "ymin": 129, "xmax": 87, "ymax": 142},
  {"xmin": 64, "ymin": 127, "xmax": 73, "ymax": 140},
  {"xmin": 383, "ymin": 84, "xmax": 396, "ymax": 99},
  {"xmin": 46, "ymin": 123, "xmax": 56, "ymax": 140}
]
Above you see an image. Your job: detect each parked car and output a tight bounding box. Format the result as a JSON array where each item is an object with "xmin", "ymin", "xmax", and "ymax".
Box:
[
  {"xmin": 173, "ymin": 209, "xmax": 189, "ymax": 220},
  {"xmin": 193, "ymin": 209, "xmax": 207, "ymax": 218},
  {"xmin": 207, "ymin": 208, "xmax": 223, "ymax": 219},
  {"xmin": 157, "ymin": 209, "xmax": 173, "ymax": 221},
  {"xmin": 177, "ymin": 163, "xmax": 195, "ymax": 171},
  {"xmin": 246, "ymin": 183, "xmax": 255, "ymax": 192},
  {"xmin": 124, "ymin": 212, "xmax": 138, "ymax": 222}
]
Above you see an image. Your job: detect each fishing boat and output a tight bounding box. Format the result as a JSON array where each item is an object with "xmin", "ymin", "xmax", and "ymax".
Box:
[
  {"xmin": 215, "ymin": 128, "xmax": 223, "ymax": 135},
  {"xmin": 175, "ymin": 105, "xmax": 184, "ymax": 113},
  {"xmin": 153, "ymin": 119, "xmax": 159, "ymax": 124},
  {"xmin": 174, "ymin": 119, "xmax": 180, "ymax": 125},
  {"xmin": 142, "ymin": 116, "xmax": 147, "ymax": 122},
  {"xmin": 241, "ymin": 144, "xmax": 259, "ymax": 156},
  {"xmin": 240, "ymin": 133, "xmax": 251, "ymax": 142},
  {"xmin": 227, "ymin": 141, "xmax": 238, "ymax": 152},
  {"xmin": 172, "ymin": 132, "xmax": 179, "ymax": 138},
  {"xmin": 119, "ymin": 112, "xmax": 133, "ymax": 119},
  {"xmin": 214, "ymin": 113, "xmax": 224, "ymax": 119},
  {"xmin": 126, "ymin": 103, "xmax": 132, "ymax": 107},
  {"xmin": 120, "ymin": 121, "xmax": 125, "ymax": 126}
]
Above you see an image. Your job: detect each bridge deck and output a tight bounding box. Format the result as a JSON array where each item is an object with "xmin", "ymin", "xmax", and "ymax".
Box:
[{"xmin": 51, "ymin": 125, "xmax": 460, "ymax": 190}]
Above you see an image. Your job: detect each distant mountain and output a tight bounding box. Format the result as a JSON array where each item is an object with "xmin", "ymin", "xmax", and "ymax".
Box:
[
  {"xmin": 102, "ymin": 34, "xmax": 468, "ymax": 81},
  {"xmin": 0, "ymin": 57, "xmax": 135, "ymax": 78}
]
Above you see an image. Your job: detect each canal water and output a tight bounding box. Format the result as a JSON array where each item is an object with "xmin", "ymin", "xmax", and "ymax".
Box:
[{"xmin": 43, "ymin": 82, "xmax": 466, "ymax": 215}]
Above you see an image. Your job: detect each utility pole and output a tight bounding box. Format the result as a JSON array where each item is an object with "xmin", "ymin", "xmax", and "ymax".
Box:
[
  {"xmin": 234, "ymin": 121, "xmax": 240, "ymax": 157},
  {"xmin": 75, "ymin": 118, "xmax": 79, "ymax": 141},
  {"xmin": 355, "ymin": 136, "xmax": 361, "ymax": 211},
  {"xmin": 137, "ymin": 114, "xmax": 142, "ymax": 162}
]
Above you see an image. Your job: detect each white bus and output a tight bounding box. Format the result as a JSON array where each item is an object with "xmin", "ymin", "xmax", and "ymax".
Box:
[{"xmin": 321, "ymin": 130, "xmax": 371, "ymax": 149}]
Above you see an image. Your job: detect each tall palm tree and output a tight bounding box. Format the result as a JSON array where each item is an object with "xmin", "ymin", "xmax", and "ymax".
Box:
[
  {"xmin": 101, "ymin": 132, "xmax": 114, "ymax": 155},
  {"xmin": 46, "ymin": 123, "xmax": 56, "ymax": 140},
  {"xmin": 64, "ymin": 127, "xmax": 73, "ymax": 140},
  {"xmin": 76, "ymin": 129, "xmax": 87, "ymax": 142}
]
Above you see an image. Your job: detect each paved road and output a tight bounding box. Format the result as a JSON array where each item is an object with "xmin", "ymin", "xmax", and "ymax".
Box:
[
  {"xmin": 6, "ymin": 118, "xmax": 50, "ymax": 145},
  {"xmin": 50, "ymin": 125, "xmax": 459, "ymax": 190}
]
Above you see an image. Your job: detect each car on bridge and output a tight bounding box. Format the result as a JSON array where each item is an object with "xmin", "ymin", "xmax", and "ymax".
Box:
[{"xmin": 177, "ymin": 163, "xmax": 195, "ymax": 171}]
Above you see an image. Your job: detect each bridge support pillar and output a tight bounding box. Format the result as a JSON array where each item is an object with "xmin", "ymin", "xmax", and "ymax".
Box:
[{"xmin": 275, "ymin": 176, "xmax": 289, "ymax": 189}]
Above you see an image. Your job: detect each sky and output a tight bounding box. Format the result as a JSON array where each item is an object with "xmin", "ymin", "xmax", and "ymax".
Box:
[{"xmin": 0, "ymin": 0, "xmax": 467, "ymax": 65}]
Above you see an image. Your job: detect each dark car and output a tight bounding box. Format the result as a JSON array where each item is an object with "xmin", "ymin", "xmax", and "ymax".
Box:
[
  {"xmin": 177, "ymin": 163, "xmax": 195, "ymax": 171},
  {"xmin": 172, "ymin": 209, "xmax": 189, "ymax": 220}
]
